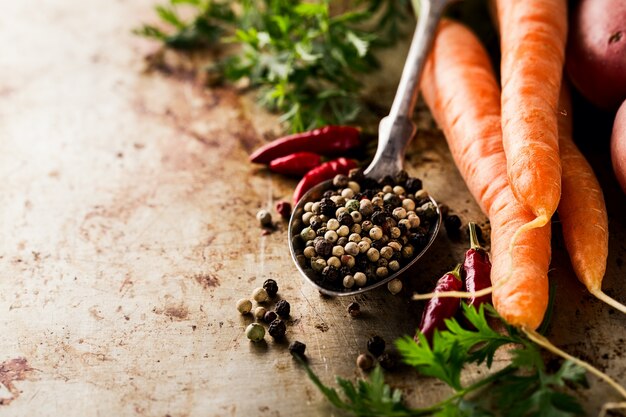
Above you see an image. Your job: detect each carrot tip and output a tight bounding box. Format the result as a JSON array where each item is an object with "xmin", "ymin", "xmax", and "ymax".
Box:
[
  {"xmin": 508, "ymin": 214, "xmax": 549, "ymax": 255},
  {"xmin": 589, "ymin": 290, "xmax": 626, "ymax": 315}
]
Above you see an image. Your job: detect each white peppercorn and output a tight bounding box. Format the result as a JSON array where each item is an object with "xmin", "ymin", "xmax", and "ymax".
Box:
[
  {"xmin": 254, "ymin": 306, "xmax": 267, "ymax": 319},
  {"xmin": 312, "ymin": 258, "xmax": 326, "ymax": 272},
  {"xmin": 303, "ymin": 246, "xmax": 317, "ymax": 258},
  {"xmin": 347, "ymin": 181, "xmax": 360, "ymax": 193},
  {"xmin": 350, "ymin": 223, "xmax": 362, "ymax": 235},
  {"xmin": 332, "ymin": 245, "xmax": 345, "ymax": 257},
  {"xmin": 326, "ymin": 218, "xmax": 340, "ymax": 231},
  {"xmin": 343, "ymin": 275, "xmax": 355, "ymax": 288},
  {"xmin": 369, "ymin": 226, "xmax": 383, "ymax": 240},
  {"xmin": 302, "ymin": 211, "xmax": 314, "ymax": 225},
  {"xmin": 415, "ymin": 189, "xmax": 429, "ymax": 199},
  {"xmin": 350, "ymin": 211, "xmax": 363, "ymax": 223},
  {"xmin": 330, "ymin": 195, "xmax": 341, "ymax": 204},
  {"xmin": 388, "ymin": 260, "xmax": 400, "ymax": 272},
  {"xmin": 402, "ymin": 245, "xmax": 414, "ymax": 259},
  {"xmin": 344, "ymin": 242, "xmax": 359, "ymax": 256},
  {"xmin": 382, "ymin": 185, "xmax": 393, "ymax": 193},
  {"xmin": 398, "ymin": 218, "xmax": 411, "ymax": 231},
  {"xmin": 408, "ymin": 215, "xmax": 421, "ymax": 229},
  {"xmin": 362, "ymin": 221, "xmax": 373, "ymax": 233},
  {"xmin": 333, "ymin": 174, "xmax": 349, "ymax": 188},
  {"xmin": 366, "ymin": 247, "xmax": 380, "ymax": 262},
  {"xmin": 341, "ymin": 255, "xmax": 355, "ymax": 268},
  {"xmin": 246, "ymin": 323, "xmax": 265, "ymax": 342},
  {"xmin": 236, "ymin": 298, "xmax": 252, "ymax": 314},
  {"xmin": 357, "ymin": 240, "xmax": 370, "ymax": 254},
  {"xmin": 392, "ymin": 207, "xmax": 407, "ymax": 220},
  {"xmin": 387, "ymin": 278, "xmax": 402, "ymax": 295},
  {"xmin": 252, "ymin": 287, "xmax": 269, "ymax": 303},
  {"xmin": 324, "ymin": 230, "xmax": 338, "ymax": 243},
  {"xmin": 354, "ymin": 272, "xmax": 367, "ymax": 287},
  {"xmin": 304, "ymin": 202, "xmax": 314, "ymax": 212},
  {"xmin": 257, "ymin": 209, "xmax": 272, "ymax": 227},
  {"xmin": 402, "ymin": 199, "xmax": 416, "ymax": 212},
  {"xmin": 348, "ymin": 233, "xmax": 361, "ymax": 243},
  {"xmin": 341, "ymin": 188, "xmax": 355, "ymax": 199},
  {"xmin": 372, "ymin": 196, "xmax": 384, "ymax": 207},
  {"xmin": 337, "ymin": 225, "xmax": 350, "ymax": 237},
  {"xmin": 390, "ymin": 227, "xmax": 401, "ymax": 239},
  {"xmin": 393, "ymin": 185, "xmax": 405, "ymax": 195},
  {"xmin": 388, "ymin": 241, "xmax": 402, "ymax": 252},
  {"xmin": 359, "ymin": 199, "xmax": 373, "ymax": 217},
  {"xmin": 380, "ymin": 246, "xmax": 394, "ymax": 259},
  {"xmin": 376, "ymin": 267, "xmax": 389, "ymax": 278},
  {"xmin": 311, "ymin": 202, "xmax": 321, "ymax": 214},
  {"xmin": 327, "ymin": 256, "xmax": 341, "ymax": 269}
]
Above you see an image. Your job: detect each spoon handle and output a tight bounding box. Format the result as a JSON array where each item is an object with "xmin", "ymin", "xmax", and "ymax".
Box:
[{"xmin": 364, "ymin": 0, "xmax": 451, "ymax": 180}]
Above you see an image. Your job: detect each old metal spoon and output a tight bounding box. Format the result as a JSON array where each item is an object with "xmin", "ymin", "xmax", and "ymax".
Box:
[{"xmin": 288, "ymin": 0, "xmax": 453, "ymax": 296}]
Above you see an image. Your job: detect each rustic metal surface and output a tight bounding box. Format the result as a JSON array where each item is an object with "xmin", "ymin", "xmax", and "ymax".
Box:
[{"xmin": 1, "ymin": 1, "xmax": 625, "ymax": 416}]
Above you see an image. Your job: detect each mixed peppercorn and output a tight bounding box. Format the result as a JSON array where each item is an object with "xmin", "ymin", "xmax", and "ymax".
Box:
[{"xmin": 291, "ymin": 169, "xmax": 438, "ymax": 292}]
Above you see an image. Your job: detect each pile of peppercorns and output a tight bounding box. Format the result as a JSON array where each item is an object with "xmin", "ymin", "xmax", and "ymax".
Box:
[
  {"xmin": 237, "ymin": 279, "xmax": 307, "ymax": 357},
  {"xmin": 292, "ymin": 169, "xmax": 438, "ymax": 291}
]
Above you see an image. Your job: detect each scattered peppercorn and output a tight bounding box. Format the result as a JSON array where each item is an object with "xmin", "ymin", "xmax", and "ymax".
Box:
[
  {"xmin": 236, "ymin": 298, "xmax": 252, "ymax": 314},
  {"xmin": 275, "ymin": 300, "xmax": 291, "ymax": 317},
  {"xmin": 444, "ymin": 214, "xmax": 462, "ymax": 237},
  {"xmin": 367, "ymin": 335, "xmax": 386, "ymax": 357},
  {"xmin": 387, "ymin": 278, "xmax": 403, "ymax": 295},
  {"xmin": 245, "ymin": 323, "xmax": 265, "ymax": 342},
  {"xmin": 256, "ymin": 209, "xmax": 272, "ymax": 227},
  {"xmin": 263, "ymin": 279, "xmax": 279, "ymax": 298},
  {"xmin": 253, "ymin": 306, "xmax": 267, "ymax": 320},
  {"xmin": 288, "ymin": 341, "xmax": 307, "ymax": 358},
  {"xmin": 347, "ymin": 302, "xmax": 361, "ymax": 318},
  {"xmin": 263, "ymin": 310, "xmax": 278, "ymax": 323},
  {"xmin": 275, "ymin": 201, "xmax": 292, "ymax": 219},
  {"xmin": 252, "ymin": 287, "xmax": 269, "ymax": 303},
  {"xmin": 268, "ymin": 319, "xmax": 287, "ymax": 339},
  {"xmin": 378, "ymin": 352, "xmax": 396, "ymax": 370},
  {"xmin": 356, "ymin": 353, "xmax": 374, "ymax": 371}
]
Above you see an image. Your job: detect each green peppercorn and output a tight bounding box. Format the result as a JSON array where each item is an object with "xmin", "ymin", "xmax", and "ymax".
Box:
[
  {"xmin": 246, "ymin": 323, "xmax": 265, "ymax": 342},
  {"xmin": 289, "ymin": 340, "xmax": 306, "ymax": 358},
  {"xmin": 345, "ymin": 199, "xmax": 359, "ymax": 213},
  {"xmin": 275, "ymin": 300, "xmax": 290, "ymax": 317},
  {"xmin": 263, "ymin": 279, "xmax": 279, "ymax": 298},
  {"xmin": 268, "ymin": 319, "xmax": 286, "ymax": 339},
  {"xmin": 300, "ymin": 227, "xmax": 316, "ymax": 241}
]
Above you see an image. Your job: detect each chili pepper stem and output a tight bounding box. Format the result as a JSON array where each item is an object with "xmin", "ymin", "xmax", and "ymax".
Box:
[
  {"xmin": 450, "ymin": 263, "xmax": 463, "ymax": 281},
  {"xmin": 468, "ymin": 222, "xmax": 481, "ymax": 250}
]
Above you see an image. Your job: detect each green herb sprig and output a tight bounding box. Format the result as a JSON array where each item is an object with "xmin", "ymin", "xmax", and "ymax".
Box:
[
  {"xmin": 136, "ymin": 0, "xmax": 412, "ymax": 132},
  {"xmin": 299, "ymin": 304, "xmax": 589, "ymax": 417}
]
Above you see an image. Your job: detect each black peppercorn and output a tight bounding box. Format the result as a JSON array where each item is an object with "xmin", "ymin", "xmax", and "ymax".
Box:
[
  {"xmin": 319, "ymin": 198, "xmax": 336, "ymax": 217},
  {"xmin": 371, "ymin": 211, "xmax": 387, "ymax": 226},
  {"xmin": 337, "ymin": 211, "xmax": 354, "ymax": 227},
  {"xmin": 323, "ymin": 190, "xmax": 335, "ymax": 199},
  {"xmin": 394, "ymin": 170, "xmax": 409, "ymax": 185},
  {"xmin": 289, "ymin": 341, "xmax": 306, "ymax": 357},
  {"xmin": 381, "ymin": 217, "xmax": 397, "ymax": 235},
  {"xmin": 275, "ymin": 300, "xmax": 291, "ymax": 317},
  {"xmin": 408, "ymin": 232, "xmax": 429, "ymax": 250},
  {"xmin": 383, "ymin": 193, "xmax": 401, "ymax": 207},
  {"xmin": 380, "ymin": 175, "xmax": 394, "ymax": 186},
  {"xmin": 438, "ymin": 203, "xmax": 450, "ymax": 218},
  {"xmin": 347, "ymin": 302, "xmax": 361, "ymax": 318},
  {"xmin": 268, "ymin": 319, "xmax": 286, "ymax": 339},
  {"xmin": 378, "ymin": 352, "xmax": 396, "ymax": 370},
  {"xmin": 371, "ymin": 240, "xmax": 386, "ymax": 251},
  {"xmin": 263, "ymin": 310, "xmax": 278, "ymax": 323},
  {"xmin": 444, "ymin": 215, "xmax": 462, "ymax": 237},
  {"xmin": 337, "ymin": 236, "xmax": 348, "ymax": 247},
  {"xmin": 339, "ymin": 265, "xmax": 351, "ymax": 277},
  {"xmin": 316, "ymin": 227, "xmax": 327, "ymax": 237},
  {"xmin": 322, "ymin": 266, "xmax": 339, "ymax": 282},
  {"xmin": 355, "ymin": 255, "xmax": 368, "ymax": 270},
  {"xmin": 263, "ymin": 279, "xmax": 279, "ymax": 298},
  {"xmin": 314, "ymin": 239, "xmax": 333, "ymax": 257},
  {"xmin": 310, "ymin": 217, "xmax": 323, "ymax": 230},
  {"xmin": 348, "ymin": 168, "xmax": 365, "ymax": 183},
  {"xmin": 404, "ymin": 177, "xmax": 423, "ymax": 193},
  {"xmin": 367, "ymin": 335, "xmax": 386, "ymax": 357}
]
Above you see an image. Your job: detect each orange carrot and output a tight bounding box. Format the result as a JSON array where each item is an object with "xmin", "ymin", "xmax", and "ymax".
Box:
[
  {"xmin": 420, "ymin": 20, "xmax": 550, "ymax": 329},
  {"xmin": 496, "ymin": 0, "xmax": 568, "ymax": 225},
  {"xmin": 556, "ymin": 84, "xmax": 625, "ymax": 313}
]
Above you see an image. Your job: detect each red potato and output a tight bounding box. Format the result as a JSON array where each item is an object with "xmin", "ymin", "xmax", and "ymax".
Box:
[
  {"xmin": 612, "ymin": 100, "xmax": 626, "ymax": 193},
  {"xmin": 566, "ymin": 0, "xmax": 626, "ymax": 110}
]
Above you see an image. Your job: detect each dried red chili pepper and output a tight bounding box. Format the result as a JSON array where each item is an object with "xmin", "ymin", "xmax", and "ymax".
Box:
[
  {"xmin": 249, "ymin": 126, "xmax": 360, "ymax": 164},
  {"xmin": 415, "ymin": 264, "xmax": 463, "ymax": 344},
  {"xmin": 268, "ymin": 152, "xmax": 322, "ymax": 176},
  {"xmin": 292, "ymin": 158, "xmax": 357, "ymax": 204},
  {"xmin": 463, "ymin": 222, "xmax": 492, "ymax": 307}
]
